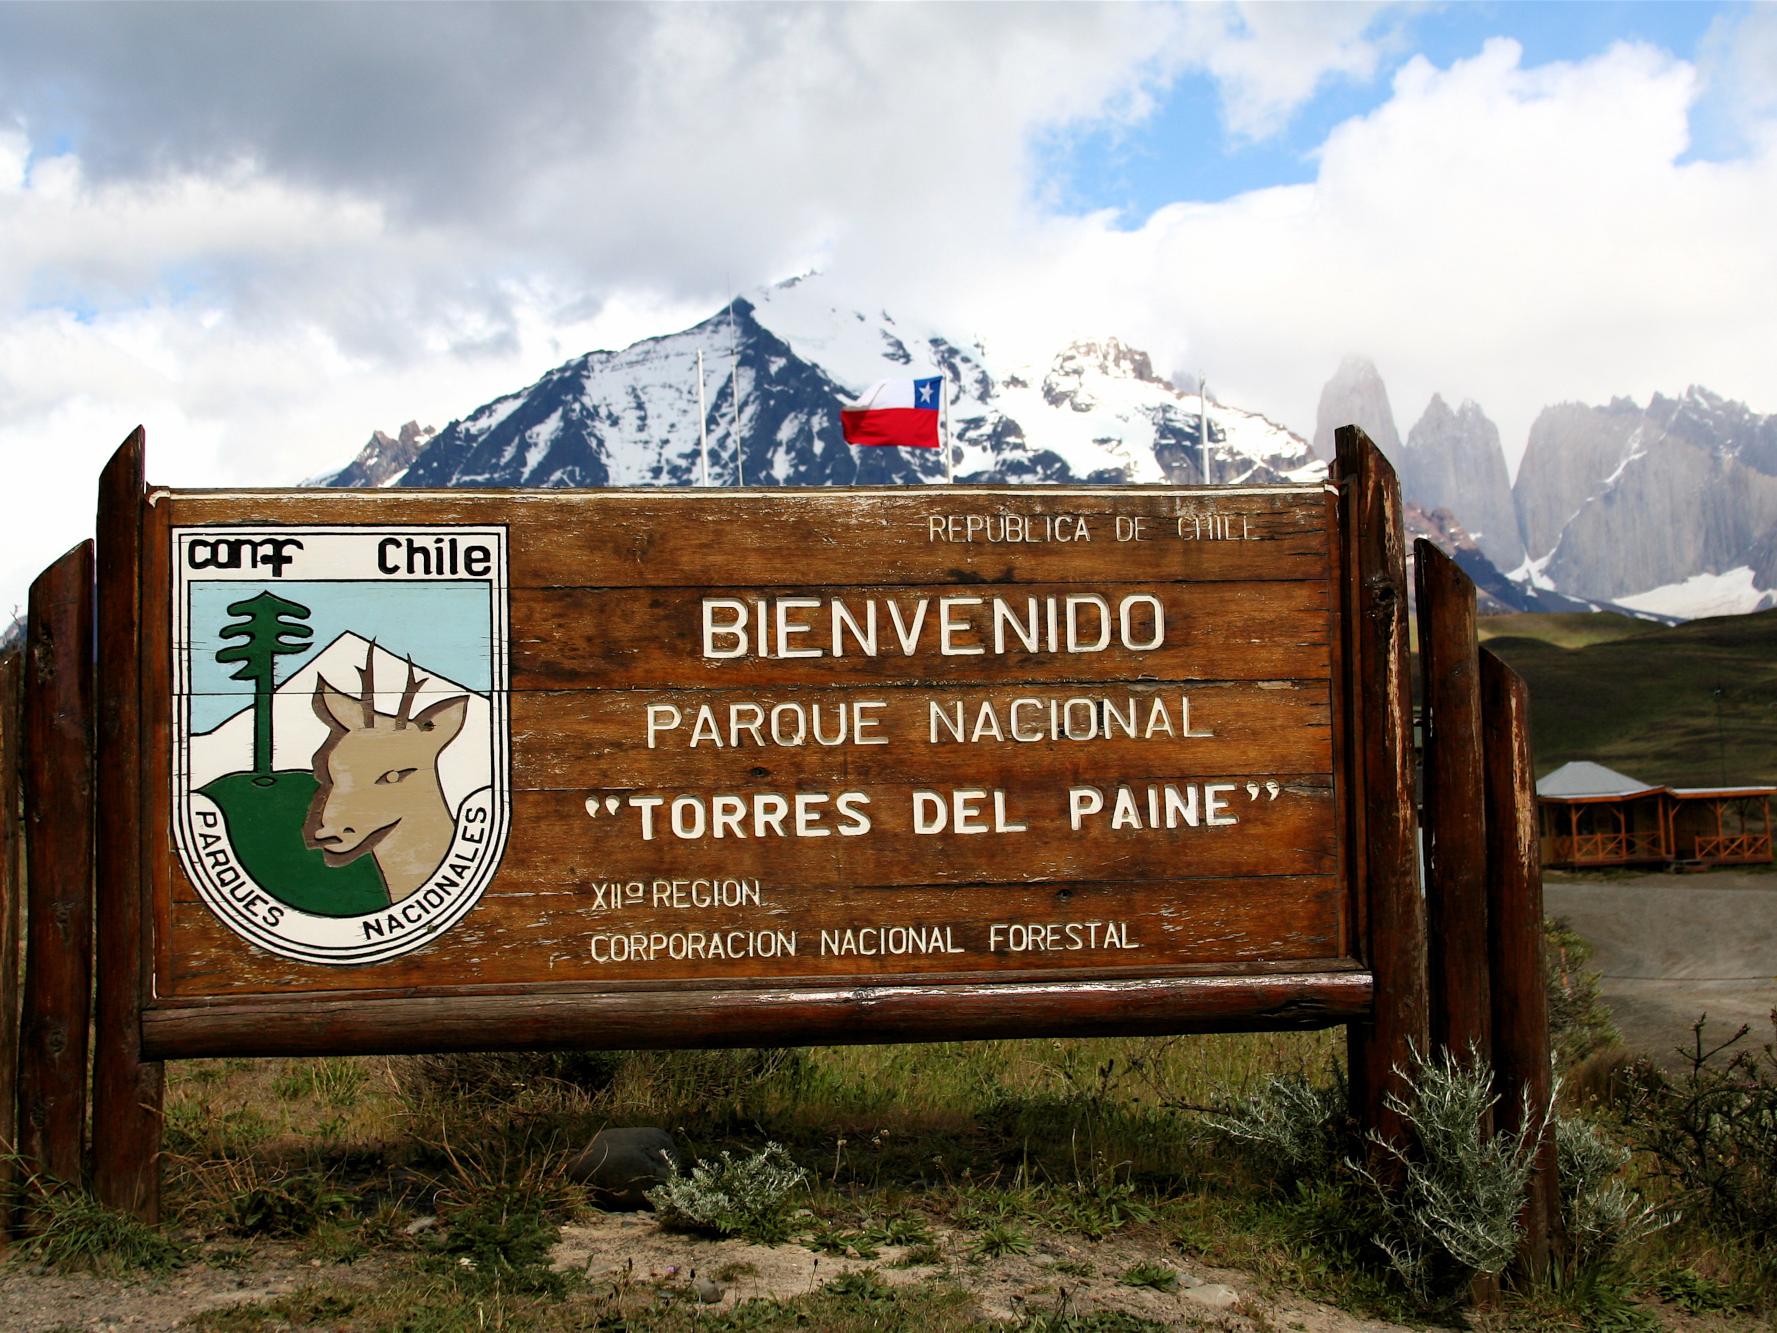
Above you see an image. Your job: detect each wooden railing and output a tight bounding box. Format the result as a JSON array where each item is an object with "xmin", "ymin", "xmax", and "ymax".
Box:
[
  {"xmin": 1690, "ymin": 833, "xmax": 1772, "ymax": 863},
  {"xmin": 1550, "ymin": 831, "xmax": 1665, "ymax": 864}
]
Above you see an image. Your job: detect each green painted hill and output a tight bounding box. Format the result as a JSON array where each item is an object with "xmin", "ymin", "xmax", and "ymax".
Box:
[{"xmin": 1477, "ymin": 608, "xmax": 1777, "ymax": 785}]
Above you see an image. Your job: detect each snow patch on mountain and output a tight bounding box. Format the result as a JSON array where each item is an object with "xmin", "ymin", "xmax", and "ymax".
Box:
[{"xmin": 1614, "ymin": 568, "xmax": 1776, "ymax": 620}]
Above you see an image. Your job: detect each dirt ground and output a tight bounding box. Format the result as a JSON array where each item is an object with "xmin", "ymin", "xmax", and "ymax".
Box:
[
  {"xmin": 1544, "ymin": 867, "xmax": 1777, "ymax": 1067},
  {"xmin": 0, "ymin": 1214, "xmax": 1441, "ymax": 1333}
]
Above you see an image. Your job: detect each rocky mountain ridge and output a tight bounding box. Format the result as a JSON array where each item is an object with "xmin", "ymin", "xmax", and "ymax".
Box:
[
  {"xmin": 1311, "ymin": 357, "xmax": 1777, "ymax": 620},
  {"xmin": 314, "ymin": 281, "xmax": 1772, "ymax": 622},
  {"xmin": 343, "ymin": 277, "xmax": 1320, "ymax": 497},
  {"xmin": 316, "ymin": 420, "xmax": 436, "ymax": 488}
]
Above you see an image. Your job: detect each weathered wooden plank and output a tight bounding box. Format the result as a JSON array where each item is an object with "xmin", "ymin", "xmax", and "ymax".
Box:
[
  {"xmin": 156, "ymin": 486, "xmax": 1335, "ymax": 588},
  {"xmin": 92, "ymin": 431, "xmax": 162, "ymax": 1222},
  {"xmin": 18, "ymin": 542, "xmax": 95, "ymax": 1191},
  {"xmin": 1480, "ymin": 650, "xmax": 1558, "ymax": 1279},
  {"xmin": 159, "ymin": 873, "xmax": 1346, "ymax": 995},
  {"xmin": 1415, "ymin": 540, "xmax": 1492, "ymax": 1077},
  {"xmin": 140, "ymin": 969, "xmax": 1374, "ymax": 1060},
  {"xmin": 0, "ymin": 650, "xmax": 25, "ymax": 1230},
  {"xmin": 1336, "ymin": 428, "xmax": 1429, "ymax": 1167}
]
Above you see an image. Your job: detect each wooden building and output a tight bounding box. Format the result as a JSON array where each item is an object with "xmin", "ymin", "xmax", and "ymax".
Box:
[{"xmin": 1536, "ymin": 761, "xmax": 1775, "ymax": 869}]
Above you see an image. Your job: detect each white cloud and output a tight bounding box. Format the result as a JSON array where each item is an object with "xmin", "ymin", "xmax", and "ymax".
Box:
[
  {"xmin": 1697, "ymin": 3, "xmax": 1777, "ymax": 154},
  {"xmin": 1191, "ymin": 1, "xmax": 1403, "ymax": 140},
  {"xmin": 0, "ymin": 6, "xmax": 1774, "ymax": 617},
  {"xmin": 999, "ymin": 37, "xmax": 1777, "ymax": 480}
]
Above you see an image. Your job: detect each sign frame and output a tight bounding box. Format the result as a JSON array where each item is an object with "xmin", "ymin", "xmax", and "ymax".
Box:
[{"xmin": 127, "ymin": 478, "xmax": 1374, "ymax": 1058}]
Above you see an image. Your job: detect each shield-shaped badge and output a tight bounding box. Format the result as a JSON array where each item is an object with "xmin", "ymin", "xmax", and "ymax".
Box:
[{"xmin": 171, "ymin": 526, "xmax": 509, "ymax": 965}]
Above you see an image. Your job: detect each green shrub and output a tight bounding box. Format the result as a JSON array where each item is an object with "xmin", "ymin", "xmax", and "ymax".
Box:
[
  {"xmin": 1119, "ymin": 1260, "xmax": 1179, "ymax": 1291},
  {"xmin": 11, "ymin": 1185, "xmax": 186, "ymax": 1275},
  {"xmin": 647, "ymin": 1142, "xmax": 807, "ymax": 1244},
  {"xmin": 431, "ymin": 1180, "xmax": 563, "ymax": 1294},
  {"xmin": 1652, "ymin": 1265, "xmax": 1753, "ymax": 1315},
  {"xmin": 969, "ymin": 1219, "xmax": 1033, "ymax": 1259},
  {"xmin": 1625, "ymin": 1014, "xmax": 1777, "ymax": 1242},
  {"xmin": 1202, "ymin": 1063, "xmax": 1350, "ymax": 1191},
  {"xmin": 224, "ymin": 1167, "xmax": 354, "ymax": 1237},
  {"xmin": 1353, "ymin": 1046, "xmax": 1545, "ymax": 1307},
  {"xmin": 1206, "ymin": 1046, "xmax": 1548, "ymax": 1311},
  {"xmin": 1554, "ymin": 1113, "xmax": 1665, "ymax": 1271},
  {"xmin": 1545, "ymin": 916, "xmax": 1621, "ymax": 1068}
]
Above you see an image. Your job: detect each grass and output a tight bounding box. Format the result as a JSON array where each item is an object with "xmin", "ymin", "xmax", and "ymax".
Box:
[
  {"xmin": 1477, "ymin": 611, "xmax": 1666, "ymax": 651},
  {"xmin": 1459, "ymin": 605, "xmax": 1777, "ymax": 783},
  {"xmin": 190, "ymin": 1267, "xmax": 990, "ymax": 1332},
  {"xmin": 22, "ymin": 1007, "xmax": 1769, "ymax": 1330}
]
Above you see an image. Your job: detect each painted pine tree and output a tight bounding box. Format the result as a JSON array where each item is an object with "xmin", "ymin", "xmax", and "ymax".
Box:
[{"xmin": 216, "ymin": 591, "xmax": 313, "ymax": 779}]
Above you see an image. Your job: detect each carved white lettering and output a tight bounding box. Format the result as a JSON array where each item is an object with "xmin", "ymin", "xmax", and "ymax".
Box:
[{"xmin": 700, "ymin": 593, "xmax": 1164, "ymax": 660}]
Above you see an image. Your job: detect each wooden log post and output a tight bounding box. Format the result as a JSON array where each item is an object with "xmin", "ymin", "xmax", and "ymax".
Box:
[
  {"xmin": 1480, "ymin": 649, "xmax": 1559, "ymax": 1280},
  {"xmin": 18, "ymin": 542, "xmax": 96, "ymax": 1194},
  {"xmin": 1414, "ymin": 541, "xmax": 1492, "ymax": 1079},
  {"xmin": 1416, "ymin": 540, "xmax": 1498, "ymax": 1305},
  {"xmin": 93, "ymin": 430, "xmax": 163, "ymax": 1221},
  {"xmin": 0, "ymin": 651, "xmax": 25, "ymax": 1231},
  {"xmin": 1336, "ymin": 427, "xmax": 1428, "ymax": 1164}
]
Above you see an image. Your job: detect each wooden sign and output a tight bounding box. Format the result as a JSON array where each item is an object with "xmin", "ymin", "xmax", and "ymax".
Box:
[
  {"xmin": 134, "ymin": 483, "xmax": 1368, "ymax": 1056},
  {"xmin": 23, "ymin": 426, "xmax": 1570, "ymax": 1261}
]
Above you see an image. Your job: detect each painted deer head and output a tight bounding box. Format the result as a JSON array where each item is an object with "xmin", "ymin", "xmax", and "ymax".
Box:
[{"xmin": 303, "ymin": 643, "xmax": 468, "ymax": 904}]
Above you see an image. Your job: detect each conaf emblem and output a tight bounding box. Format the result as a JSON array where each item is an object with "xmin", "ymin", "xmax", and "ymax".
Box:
[{"xmin": 171, "ymin": 526, "xmax": 510, "ymax": 965}]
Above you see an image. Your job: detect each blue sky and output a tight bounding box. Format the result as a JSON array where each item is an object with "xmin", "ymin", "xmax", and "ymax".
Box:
[
  {"xmin": 1, "ymin": 2, "xmax": 1774, "ymax": 617},
  {"xmin": 1047, "ymin": 3, "xmax": 1735, "ymax": 221}
]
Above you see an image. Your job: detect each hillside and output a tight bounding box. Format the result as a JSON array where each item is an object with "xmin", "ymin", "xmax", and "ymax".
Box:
[
  {"xmin": 1475, "ymin": 611, "xmax": 1663, "ymax": 650},
  {"xmin": 1480, "ymin": 607, "xmax": 1777, "ymax": 784}
]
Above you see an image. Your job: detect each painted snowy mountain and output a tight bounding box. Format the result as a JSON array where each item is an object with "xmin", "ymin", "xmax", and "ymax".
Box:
[
  {"xmin": 189, "ymin": 633, "xmax": 491, "ymax": 813},
  {"xmin": 319, "ymin": 276, "xmax": 1320, "ymax": 493}
]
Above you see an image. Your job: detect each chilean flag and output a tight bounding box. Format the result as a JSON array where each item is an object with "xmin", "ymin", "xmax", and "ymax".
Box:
[{"xmin": 840, "ymin": 376, "xmax": 943, "ymax": 449}]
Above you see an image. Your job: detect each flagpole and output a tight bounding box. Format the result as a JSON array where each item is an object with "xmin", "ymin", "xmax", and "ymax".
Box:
[
  {"xmin": 730, "ymin": 297, "xmax": 744, "ymax": 487},
  {"xmin": 1199, "ymin": 371, "xmax": 1210, "ymax": 486},
  {"xmin": 943, "ymin": 376, "xmax": 953, "ymax": 485},
  {"xmin": 696, "ymin": 348, "xmax": 709, "ymax": 487}
]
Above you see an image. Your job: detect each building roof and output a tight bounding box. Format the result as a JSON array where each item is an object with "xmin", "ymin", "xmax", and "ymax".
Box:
[
  {"xmin": 1668, "ymin": 786, "xmax": 1777, "ymax": 798},
  {"xmin": 1536, "ymin": 761, "xmax": 1661, "ymax": 800},
  {"xmin": 1537, "ymin": 761, "xmax": 1777, "ymax": 802}
]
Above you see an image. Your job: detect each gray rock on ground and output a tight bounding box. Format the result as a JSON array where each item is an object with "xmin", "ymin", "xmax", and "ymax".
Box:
[
  {"xmin": 1183, "ymin": 1281, "xmax": 1241, "ymax": 1309},
  {"xmin": 567, "ymin": 1127, "xmax": 684, "ymax": 1210}
]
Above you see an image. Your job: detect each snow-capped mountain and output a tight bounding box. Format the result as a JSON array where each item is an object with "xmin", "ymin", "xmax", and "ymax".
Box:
[
  {"xmin": 320, "ymin": 275, "xmax": 1319, "ymax": 493},
  {"xmin": 1310, "ymin": 355, "xmax": 1777, "ymax": 621},
  {"xmin": 1514, "ymin": 387, "xmax": 1777, "ymax": 617},
  {"xmin": 314, "ymin": 421, "xmax": 436, "ymax": 488}
]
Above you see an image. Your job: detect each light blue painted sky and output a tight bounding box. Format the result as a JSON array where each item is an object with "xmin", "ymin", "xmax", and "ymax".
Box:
[
  {"xmin": 188, "ymin": 580, "xmax": 494, "ymax": 733},
  {"xmin": 2, "ymin": 2, "xmax": 1774, "ymax": 616}
]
